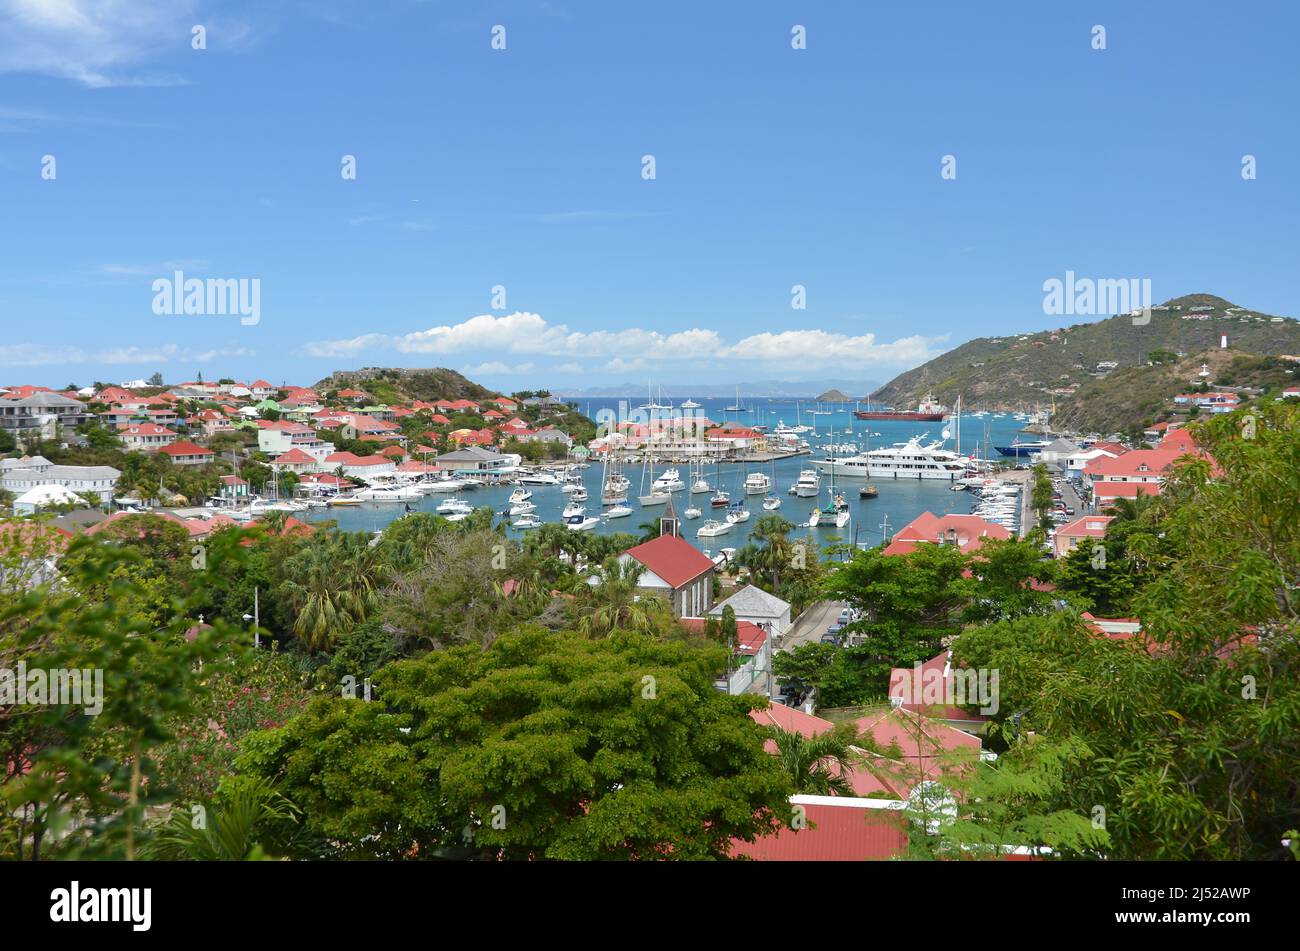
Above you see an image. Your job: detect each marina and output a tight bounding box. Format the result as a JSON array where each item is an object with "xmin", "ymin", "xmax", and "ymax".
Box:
[{"xmin": 298, "ymin": 396, "xmax": 1049, "ymax": 552}]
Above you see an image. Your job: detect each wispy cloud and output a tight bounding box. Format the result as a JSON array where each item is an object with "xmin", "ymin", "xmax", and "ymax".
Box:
[
  {"xmin": 0, "ymin": 1, "xmax": 251, "ymax": 87},
  {"xmin": 98, "ymin": 259, "xmax": 209, "ymax": 277},
  {"xmin": 520, "ymin": 210, "xmax": 662, "ymax": 224},
  {"xmin": 0, "ymin": 342, "xmax": 252, "ymax": 367}
]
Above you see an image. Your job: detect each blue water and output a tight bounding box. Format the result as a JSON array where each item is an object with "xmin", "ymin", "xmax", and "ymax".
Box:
[{"xmin": 301, "ymin": 397, "xmax": 1037, "ymax": 555}]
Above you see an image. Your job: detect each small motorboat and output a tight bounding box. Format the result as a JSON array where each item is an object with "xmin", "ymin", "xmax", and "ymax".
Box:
[
  {"xmin": 604, "ymin": 504, "xmax": 634, "ymax": 519},
  {"xmin": 509, "ymin": 488, "xmax": 533, "ymax": 505},
  {"xmin": 437, "ymin": 498, "xmax": 474, "ymax": 516},
  {"xmin": 697, "ymin": 519, "xmax": 732, "ymax": 538},
  {"xmin": 565, "ymin": 513, "xmax": 601, "ymax": 531},
  {"xmin": 509, "ymin": 501, "xmax": 537, "ymax": 516},
  {"xmin": 762, "ymin": 493, "xmax": 781, "ymax": 510},
  {"xmin": 725, "ymin": 502, "xmax": 750, "ymax": 524},
  {"xmin": 683, "ymin": 506, "xmax": 702, "ymax": 519},
  {"xmin": 860, "ymin": 484, "xmax": 879, "ymax": 499},
  {"xmin": 511, "ymin": 512, "xmax": 542, "ymax": 530},
  {"xmin": 562, "ymin": 500, "xmax": 587, "ymax": 519},
  {"xmin": 710, "ymin": 490, "xmax": 730, "ymax": 508}
]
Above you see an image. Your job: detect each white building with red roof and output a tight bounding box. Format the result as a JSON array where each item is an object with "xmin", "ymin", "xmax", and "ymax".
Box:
[
  {"xmin": 117, "ymin": 423, "xmax": 177, "ymax": 451},
  {"xmin": 321, "ymin": 451, "xmax": 396, "ymax": 479},
  {"xmin": 158, "ymin": 440, "xmax": 215, "ymax": 466},
  {"xmin": 619, "ymin": 508, "xmax": 715, "ymax": 617}
]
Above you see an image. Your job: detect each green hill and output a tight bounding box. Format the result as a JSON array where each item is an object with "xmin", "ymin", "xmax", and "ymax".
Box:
[
  {"xmin": 313, "ymin": 367, "xmax": 499, "ymax": 405},
  {"xmin": 873, "ymin": 294, "xmax": 1300, "ymax": 412}
]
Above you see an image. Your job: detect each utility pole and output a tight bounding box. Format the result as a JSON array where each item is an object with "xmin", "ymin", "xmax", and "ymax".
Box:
[{"xmin": 253, "ymin": 586, "xmax": 260, "ymax": 649}]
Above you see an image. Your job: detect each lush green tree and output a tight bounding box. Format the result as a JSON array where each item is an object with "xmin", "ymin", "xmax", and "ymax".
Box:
[
  {"xmin": 820, "ymin": 542, "xmax": 970, "ymax": 691},
  {"xmin": 234, "ymin": 628, "xmax": 794, "ymax": 859},
  {"xmin": 143, "ymin": 777, "xmax": 299, "ymax": 861},
  {"xmin": 1, "ymin": 535, "xmax": 243, "ymax": 860}
]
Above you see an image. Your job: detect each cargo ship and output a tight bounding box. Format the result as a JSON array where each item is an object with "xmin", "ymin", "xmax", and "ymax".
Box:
[{"xmin": 853, "ymin": 392, "xmax": 947, "ymax": 422}]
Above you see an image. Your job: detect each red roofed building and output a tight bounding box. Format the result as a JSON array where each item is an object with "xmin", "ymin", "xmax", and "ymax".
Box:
[
  {"xmin": 117, "ymin": 423, "xmax": 177, "ymax": 451},
  {"xmin": 619, "ymin": 506, "xmax": 715, "ymax": 617},
  {"xmin": 1084, "ymin": 446, "xmax": 1212, "ymax": 504},
  {"xmin": 887, "ymin": 651, "xmax": 990, "ymax": 735},
  {"xmin": 679, "ymin": 616, "xmax": 768, "ymax": 656},
  {"xmin": 1158, "ymin": 427, "xmax": 1199, "ymax": 454},
  {"xmin": 158, "ymin": 440, "xmax": 215, "ymax": 466},
  {"xmin": 1053, "ymin": 513, "xmax": 1114, "ymax": 558},
  {"xmin": 883, "ymin": 512, "xmax": 1011, "ymax": 557},
  {"xmin": 428, "ymin": 413, "xmax": 452, "ymax": 425},
  {"xmin": 730, "ymin": 795, "xmax": 909, "ymax": 861},
  {"xmin": 270, "ymin": 448, "xmax": 318, "ymax": 473}
]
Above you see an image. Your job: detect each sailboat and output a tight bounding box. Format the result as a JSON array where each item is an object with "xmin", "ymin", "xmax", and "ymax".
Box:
[
  {"xmin": 809, "ymin": 456, "xmax": 850, "ymax": 529},
  {"xmin": 762, "ymin": 460, "xmax": 781, "ymax": 509},
  {"xmin": 689, "ymin": 456, "xmax": 712, "ymax": 494},
  {"xmin": 723, "ymin": 386, "xmax": 744, "ymax": 413},
  {"xmin": 637, "ymin": 452, "xmax": 670, "ymax": 506}
]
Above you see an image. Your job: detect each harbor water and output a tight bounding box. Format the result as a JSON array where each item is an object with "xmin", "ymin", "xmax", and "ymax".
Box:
[{"xmin": 301, "ymin": 397, "xmax": 1040, "ymax": 555}]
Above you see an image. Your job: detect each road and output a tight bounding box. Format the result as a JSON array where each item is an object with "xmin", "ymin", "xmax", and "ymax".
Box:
[
  {"xmin": 745, "ymin": 597, "xmax": 846, "ymax": 699},
  {"xmin": 778, "ymin": 599, "xmax": 847, "ymax": 652}
]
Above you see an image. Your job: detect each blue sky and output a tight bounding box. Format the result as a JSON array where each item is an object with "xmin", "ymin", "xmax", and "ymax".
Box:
[{"xmin": 2, "ymin": 0, "xmax": 1297, "ymax": 392}]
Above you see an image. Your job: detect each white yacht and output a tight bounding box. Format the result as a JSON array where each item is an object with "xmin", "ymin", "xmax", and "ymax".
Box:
[
  {"xmin": 812, "ymin": 437, "xmax": 969, "ymax": 481},
  {"xmin": 509, "ymin": 500, "xmax": 537, "ymax": 516},
  {"xmin": 683, "ymin": 505, "xmax": 702, "ymax": 519},
  {"xmin": 652, "ymin": 467, "xmax": 685, "ymax": 492},
  {"xmin": 743, "ymin": 472, "xmax": 771, "ymax": 496},
  {"xmin": 508, "ymin": 488, "xmax": 533, "ymax": 505},
  {"xmin": 421, "ymin": 478, "xmax": 465, "ymax": 493},
  {"xmin": 436, "ymin": 498, "xmax": 473, "ymax": 516},
  {"xmin": 680, "ymin": 398, "xmax": 701, "ymax": 409},
  {"xmin": 604, "ymin": 504, "xmax": 634, "ymax": 519},
  {"xmin": 790, "ymin": 468, "xmax": 821, "ymax": 498},
  {"xmin": 565, "ymin": 512, "xmax": 602, "ymax": 531},
  {"xmin": 510, "ymin": 512, "xmax": 542, "ymax": 530},
  {"xmin": 561, "ymin": 500, "xmax": 588, "ymax": 519},
  {"xmin": 725, "ymin": 503, "xmax": 750, "ymax": 524},
  {"xmin": 518, "ymin": 471, "xmax": 562, "ymax": 486},
  {"xmin": 354, "ymin": 484, "xmax": 422, "ymax": 502},
  {"xmin": 696, "ymin": 519, "xmax": 732, "ymax": 538}
]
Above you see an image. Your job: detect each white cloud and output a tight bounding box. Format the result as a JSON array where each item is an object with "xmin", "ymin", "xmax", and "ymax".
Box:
[
  {"xmin": 0, "ymin": 1, "xmax": 251, "ymax": 87},
  {"xmin": 0, "ymin": 342, "xmax": 252, "ymax": 366},
  {"xmin": 301, "ymin": 311, "xmax": 948, "ymax": 376},
  {"xmin": 460, "ymin": 361, "xmax": 536, "ymax": 376}
]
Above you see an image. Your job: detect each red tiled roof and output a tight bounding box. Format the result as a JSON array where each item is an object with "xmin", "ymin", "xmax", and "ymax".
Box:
[
  {"xmin": 159, "ymin": 440, "xmax": 213, "ymax": 457},
  {"xmin": 624, "ymin": 534, "xmax": 715, "ymax": 588},
  {"xmin": 728, "ymin": 798, "xmax": 907, "ymax": 861},
  {"xmin": 883, "ymin": 512, "xmax": 1011, "ymax": 556},
  {"xmin": 679, "ymin": 617, "xmax": 767, "ymax": 655},
  {"xmin": 272, "ymin": 448, "xmax": 315, "ymax": 465},
  {"xmin": 1055, "ymin": 514, "xmax": 1114, "ymax": 538}
]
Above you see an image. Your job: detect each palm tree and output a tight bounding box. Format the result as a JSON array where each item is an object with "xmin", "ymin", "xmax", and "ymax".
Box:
[
  {"xmin": 279, "ymin": 533, "xmax": 386, "ymax": 652},
  {"xmin": 750, "ymin": 513, "xmax": 795, "ymax": 587},
  {"xmin": 144, "ymin": 779, "xmax": 298, "ymax": 861},
  {"xmin": 636, "ymin": 519, "xmax": 661, "ymax": 544},
  {"xmin": 766, "ymin": 724, "xmax": 860, "ymax": 796},
  {"xmin": 577, "ymin": 557, "xmax": 661, "ymax": 638},
  {"xmin": 1104, "ymin": 492, "xmax": 1156, "ymax": 523}
]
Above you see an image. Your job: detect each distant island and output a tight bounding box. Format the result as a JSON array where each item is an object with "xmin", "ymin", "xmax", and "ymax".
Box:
[{"xmin": 815, "ymin": 389, "xmax": 853, "ymax": 402}]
